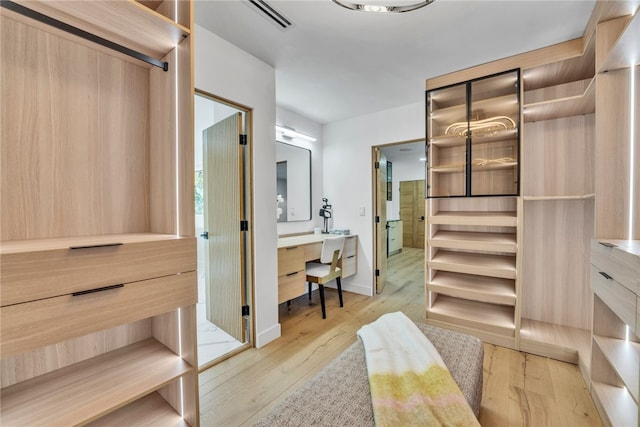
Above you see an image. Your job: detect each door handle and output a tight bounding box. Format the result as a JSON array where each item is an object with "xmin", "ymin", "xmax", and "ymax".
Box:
[{"xmin": 200, "ymin": 231, "xmax": 209, "ymax": 239}]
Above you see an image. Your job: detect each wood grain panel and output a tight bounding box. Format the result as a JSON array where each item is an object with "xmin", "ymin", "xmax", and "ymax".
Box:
[
  {"xmin": 278, "ymin": 246, "xmax": 304, "ymax": 275},
  {"xmin": 595, "ymin": 68, "xmax": 640, "ymax": 239},
  {"xmin": 426, "ymin": 39, "xmax": 583, "ymax": 90},
  {"xmin": 0, "ymin": 16, "xmax": 149, "ymax": 240},
  {"xmin": 523, "ymin": 114, "xmax": 595, "ymax": 198},
  {"xmin": 521, "ymin": 200, "xmax": 593, "ymax": 329},
  {"xmin": 278, "ymin": 271, "xmax": 306, "ymax": 304},
  {"xmin": 1, "ymin": 272, "xmax": 197, "ymax": 357}
]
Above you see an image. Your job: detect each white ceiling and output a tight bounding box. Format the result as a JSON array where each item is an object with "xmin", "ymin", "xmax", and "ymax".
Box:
[{"xmin": 194, "ymin": 0, "xmax": 596, "ymax": 124}]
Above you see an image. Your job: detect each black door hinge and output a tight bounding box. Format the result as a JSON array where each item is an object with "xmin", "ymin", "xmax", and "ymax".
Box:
[
  {"xmin": 375, "ymin": 216, "xmax": 380, "ymax": 223},
  {"xmin": 375, "ymin": 269, "xmax": 380, "ymax": 277},
  {"xmin": 239, "ymin": 134, "xmax": 247, "ymax": 145},
  {"xmin": 242, "ymin": 305, "xmax": 250, "ymax": 316},
  {"xmin": 375, "ymin": 161, "xmax": 380, "ymax": 169},
  {"xmin": 240, "ymin": 220, "xmax": 249, "ymax": 231},
  {"xmin": 200, "ymin": 231, "xmax": 209, "ymax": 239}
]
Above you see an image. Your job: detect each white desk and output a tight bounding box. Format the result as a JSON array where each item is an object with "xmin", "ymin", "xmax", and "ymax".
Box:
[{"xmin": 277, "ymin": 234, "xmax": 357, "ymax": 304}]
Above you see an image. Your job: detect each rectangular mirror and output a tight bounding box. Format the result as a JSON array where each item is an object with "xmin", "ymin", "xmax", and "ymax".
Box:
[{"xmin": 276, "ymin": 141, "xmax": 311, "ymax": 222}]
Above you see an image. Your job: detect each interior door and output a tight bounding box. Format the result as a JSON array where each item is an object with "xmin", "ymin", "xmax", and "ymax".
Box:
[
  {"xmin": 400, "ymin": 180, "xmax": 426, "ymax": 248},
  {"xmin": 203, "ymin": 112, "xmax": 245, "ymax": 342},
  {"xmin": 375, "ymin": 149, "xmax": 388, "ymax": 294}
]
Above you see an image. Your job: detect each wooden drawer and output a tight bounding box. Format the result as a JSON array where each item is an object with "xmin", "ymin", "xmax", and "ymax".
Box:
[
  {"xmin": 278, "ymin": 246, "xmax": 304, "ymax": 276},
  {"xmin": 341, "ymin": 255, "xmax": 357, "ymax": 278},
  {"xmin": 304, "ymin": 242, "xmax": 322, "ymax": 262},
  {"xmin": 591, "ymin": 240, "xmax": 640, "ymax": 295},
  {"xmin": 591, "ymin": 265, "xmax": 637, "ymax": 329},
  {"xmin": 278, "ymin": 270, "xmax": 305, "ymax": 304},
  {"xmin": 344, "ymin": 236, "xmax": 357, "ymax": 257},
  {"xmin": 1, "ymin": 271, "xmax": 197, "ymax": 357},
  {"xmin": 1, "ymin": 236, "xmax": 196, "ymax": 307}
]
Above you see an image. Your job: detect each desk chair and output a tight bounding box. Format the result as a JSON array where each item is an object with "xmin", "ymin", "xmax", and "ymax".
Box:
[{"xmin": 305, "ymin": 236, "xmax": 345, "ymax": 319}]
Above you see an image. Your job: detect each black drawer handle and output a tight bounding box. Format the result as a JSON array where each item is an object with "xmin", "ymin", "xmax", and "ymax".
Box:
[
  {"xmin": 286, "ymin": 272, "xmax": 299, "ymax": 277},
  {"xmin": 70, "ymin": 243, "xmax": 123, "ymax": 250},
  {"xmin": 286, "ymin": 246, "xmax": 298, "ymax": 250},
  {"xmin": 598, "ymin": 242, "xmax": 616, "ymax": 248},
  {"xmin": 72, "ymin": 284, "xmax": 124, "ymax": 296},
  {"xmin": 598, "ymin": 271, "xmax": 613, "ymax": 280}
]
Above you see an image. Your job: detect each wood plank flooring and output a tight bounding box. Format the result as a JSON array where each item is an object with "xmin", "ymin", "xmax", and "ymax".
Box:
[{"xmin": 198, "ymin": 248, "xmax": 602, "ymax": 426}]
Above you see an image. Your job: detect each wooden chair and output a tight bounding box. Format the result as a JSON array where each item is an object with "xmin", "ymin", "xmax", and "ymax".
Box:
[{"xmin": 306, "ymin": 236, "xmax": 345, "ymax": 319}]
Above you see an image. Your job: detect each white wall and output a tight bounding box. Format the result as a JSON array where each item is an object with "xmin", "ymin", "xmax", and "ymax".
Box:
[
  {"xmin": 195, "ymin": 25, "xmax": 280, "ymax": 347},
  {"xmin": 323, "ymin": 101, "xmax": 425, "ymax": 296},
  {"xmin": 276, "ymin": 106, "xmax": 324, "ymax": 235},
  {"xmin": 386, "ymin": 156, "xmax": 426, "ymax": 220}
]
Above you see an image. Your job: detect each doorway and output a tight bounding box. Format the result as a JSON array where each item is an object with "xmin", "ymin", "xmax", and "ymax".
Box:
[
  {"xmin": 195, "ymin": 91, "xmax": 253, "ymax": 370},
  {"xmin": 372, "ymin": 139, "xmax": 426, "ymax": 293}
]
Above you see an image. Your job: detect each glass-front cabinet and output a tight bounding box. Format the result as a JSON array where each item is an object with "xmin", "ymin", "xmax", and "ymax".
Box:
[{"xmin": 426, "ymin": 69, "xmax": 520, "ymax": 198}]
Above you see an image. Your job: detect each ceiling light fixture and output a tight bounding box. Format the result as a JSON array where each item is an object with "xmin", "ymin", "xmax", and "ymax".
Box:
[
  {"xmin": 276, "ymin": 125, "xmax": 317, "ymax": 142},
  {"xmin": 331, "ymin": 0, "xmax": 434, "ymax": 13}
]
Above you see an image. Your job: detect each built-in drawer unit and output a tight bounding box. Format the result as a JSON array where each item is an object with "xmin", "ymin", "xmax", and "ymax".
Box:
[
  {"xmin": 591, "ymin": 264, "xmax": 637, "ymax": 331},
  {"xmin": 1, "ymin": 234, "xmax": 196, "ymax": 307},
  {"xmin": 1, "ymin": 271, "xmax": 197, "ymax": 357},
  {"xmin": 590, "ymin": 239, "xmax": 640, "ymax": 427},
  {"xmin": 340, "ymin": 235, "xmax": 358, "ymax": 278},
  {"xmin": 278, "ymin": 246, "xmax": 305, "ymax": 304}
]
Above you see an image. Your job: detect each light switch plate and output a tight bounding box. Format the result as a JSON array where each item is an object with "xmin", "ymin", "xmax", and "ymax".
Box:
[{"xmin": 359, "ymin": 206, "xmax": 365, "ymax": 216}]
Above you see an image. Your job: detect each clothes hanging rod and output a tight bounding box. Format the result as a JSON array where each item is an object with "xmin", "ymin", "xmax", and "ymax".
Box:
[{"xmin": 1, "ymin": 0, "xmax": 169, "ymax": 71}]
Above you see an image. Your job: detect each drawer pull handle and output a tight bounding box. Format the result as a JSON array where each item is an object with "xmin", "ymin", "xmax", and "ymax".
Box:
[
  {"xmin": 598, "ymin": 271, "xmax": 613, "ymax": 280},
  {"xmin": 286, "ymin": 272, "xmax": 299, "ymax": 277},
  {"xmin": 286, "ymin": 246, "xmax": 298, "ymax": 250},
  {"xmin": 598, "ymin": 242, "xmax": 616, "ymax": 248},
  {"xmin": 70, "ymin": 243, "xmax": 123, "ymax": 250},
  {"xmin": 72, "ymin": 284, "xmax": 124, "ymax": 296}
]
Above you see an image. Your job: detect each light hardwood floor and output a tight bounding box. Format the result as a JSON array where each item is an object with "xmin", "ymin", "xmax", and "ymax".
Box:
[{"xmin": 198, "ymin": 248, "xmax": 602, "ymax": 426}]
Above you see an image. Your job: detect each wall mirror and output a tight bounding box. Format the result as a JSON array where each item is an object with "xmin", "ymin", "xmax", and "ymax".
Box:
[{"xmin": 276, "ymin": 141, "xmax": 311, "ymax": 222}]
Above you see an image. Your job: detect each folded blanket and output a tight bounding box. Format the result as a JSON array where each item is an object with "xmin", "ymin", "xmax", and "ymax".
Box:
[{"xmin": 357, "ymin": 312, "xmax": 480, "ymax": 426}]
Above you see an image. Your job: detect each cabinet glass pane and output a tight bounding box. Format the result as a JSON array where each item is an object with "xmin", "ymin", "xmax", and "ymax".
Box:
[
  {"xmin": 469, "ymin": 70, "xmax": 520, "ymax": 196},
  {"xmin": 427, "ymin": 83, "xmax": 467, "ymax": 197}
]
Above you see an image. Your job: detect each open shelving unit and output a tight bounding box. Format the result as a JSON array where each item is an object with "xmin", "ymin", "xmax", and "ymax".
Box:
[{"xmin": 1, "ymin": 0, "xmax": 198, "ymax": 424}]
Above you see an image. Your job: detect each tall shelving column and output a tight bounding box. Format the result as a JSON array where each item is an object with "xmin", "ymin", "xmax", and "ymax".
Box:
[
  {"xmin": 425, "ymin": 70, "xmax": 521, "ymax": 350},
  {"xmin": 0, "ymin": 0, "xmax": 198, "ymax": 425},
  {"xmin": 518, "ymin": 35, "xmax": 596, "ymax": 371},
  {"xmin": 590, "ymin": 8, "xmax": 640, "ymax": 427}
]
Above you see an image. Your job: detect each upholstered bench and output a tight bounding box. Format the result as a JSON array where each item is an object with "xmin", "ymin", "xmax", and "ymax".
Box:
[{"xmin": 254, "ymin": 323, "xmax": 484, "ymax": 426}]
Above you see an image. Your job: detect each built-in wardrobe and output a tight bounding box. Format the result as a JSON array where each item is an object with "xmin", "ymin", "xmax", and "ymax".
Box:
[
  {"xmin": 425, "ymin": 2, "xmax": 639, "ymax": 425},
  {"xmin": 1, "ymin": 0, "xmax": 199, "ymax": 424}
]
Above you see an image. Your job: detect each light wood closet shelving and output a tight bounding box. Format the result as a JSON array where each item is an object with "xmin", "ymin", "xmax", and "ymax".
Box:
[
  {"xmin": 1, "ymin": 0, "xmax": 198, "ymax": 425},
  {"xmin": 519, "ymin": 32, "xmax": 596, "ymax": 370},
  {"xmin": 589, "ymin": 6, "xmax": 640, "ymax": 426}
]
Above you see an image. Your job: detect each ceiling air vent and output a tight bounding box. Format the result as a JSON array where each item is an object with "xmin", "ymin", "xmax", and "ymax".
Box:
[{"xmin": 247, "ymin": 0, "xmax": 293, "ymax": 30}]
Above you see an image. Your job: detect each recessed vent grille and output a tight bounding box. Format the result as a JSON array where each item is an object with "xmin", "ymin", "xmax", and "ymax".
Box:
[{"xmin": 248, "ymin": 0, "xmax": 293, "ymax": 29}]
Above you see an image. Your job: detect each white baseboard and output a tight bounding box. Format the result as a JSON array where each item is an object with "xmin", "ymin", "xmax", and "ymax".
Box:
[{"xmin": 255, "ymin": 323, "xmax": 281, "ymax": 348}]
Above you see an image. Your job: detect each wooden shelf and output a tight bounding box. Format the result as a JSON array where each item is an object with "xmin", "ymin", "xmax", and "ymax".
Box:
[
  {"xmin": 428, "ymin": 271, "xmax": 516, "ymax": 306},
  {"xmin": 429, "ymin": 250, "xmax": 516, "ymax": 279},
  {"xmin": 429, "ymin": 211, "xmax": 517, "ymax": 227},
  {"xmin": 429, "ymin": 164, "xmax": 465, "ymax": 173},
  {"xmin": 1, "ymin": 338, "xmax": 192, "ymax": 426},
  {"xmin": 430, "ymin": 128, "xmax": 518, "ymax": 147},
  {"xmin": 523, "ymin": 194, "xmax": 595, "ymax": 201},
  {"xmin": 6, "ymin": 0, "xmax": 190, "ymax": 59},
  {"xmin": 591, "ymin": 381, "xmax": 638, "ymax": 427},
  {"xmin": 523, "ymin": 77, "xmax": 595, "ymax": 122},
  {"xmin": 87, "ymin": 392, "xmax": 189, "ymax": 426},
  {"xmin": 430, "ymin": 94, "xmax": 517, "ymax": 123},
  {"xmin": 429, "ymin": 294, "xmax": 515, "ymax": 336},
  {"xmin": 0, "ymin": 233, "xmax": 188, "ymax": 255},
  {"xmin": 430, "ymin": 230, "xmax": 517, "ymax": 253},
  {"xmin": 593, "ymin": 335, "xmax": 640, "ymax": 402},
  {"xmin": 599, "ymin": 10, "xmax": 640, "ymax": 72},
  {"xmin": 519, "ymin": 318, "xmax": 591, "ymax": 366},
  {"xmin": 429, "ymin": 134, "xmax": 466, "ymax": 147}
]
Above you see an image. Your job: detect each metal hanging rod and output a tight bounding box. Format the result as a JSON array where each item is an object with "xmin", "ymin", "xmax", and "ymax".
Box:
[{"xmin": 1, "ymin": 0, "xmax": 169, "ymax": 71}]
